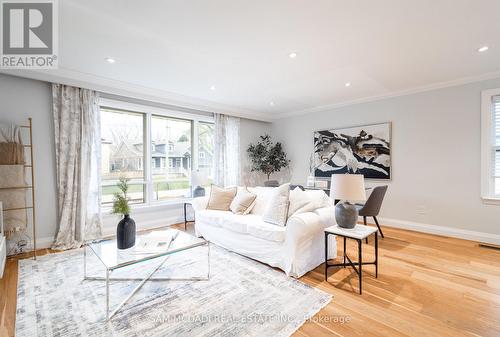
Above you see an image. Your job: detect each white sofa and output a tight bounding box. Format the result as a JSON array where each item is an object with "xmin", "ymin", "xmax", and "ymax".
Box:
[
  {"xmin": 192, "ymin": 186, "xmax": 337, "ymax": 278},
  {"xmin": 0, "ymin": 202, "xmax": 5, "ymax": 278}
]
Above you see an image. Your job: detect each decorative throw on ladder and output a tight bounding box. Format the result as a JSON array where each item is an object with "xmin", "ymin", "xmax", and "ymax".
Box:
[{"xmin": 0, "ymin": 123, "xmax": 27, "ymax": 238}]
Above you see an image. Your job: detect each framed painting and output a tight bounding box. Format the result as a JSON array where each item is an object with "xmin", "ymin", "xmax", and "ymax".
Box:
[{"xmin": 313, "ymin": 122, "xmax": 391, "ymax": 180}]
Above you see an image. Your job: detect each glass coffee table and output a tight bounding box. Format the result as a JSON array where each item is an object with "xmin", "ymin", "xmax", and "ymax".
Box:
[{"xmin": 83, "ymin": 228, "xmax": 210, "ymax": 320}]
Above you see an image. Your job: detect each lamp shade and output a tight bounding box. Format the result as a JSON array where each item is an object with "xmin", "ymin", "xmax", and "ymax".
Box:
[
  {"xmin": 330, "ymin": 174, "xmax": 366, "ymax": 202},
  {"xmin": 190, "ymin": 170, "xmax": 208, "ymax": 186}
]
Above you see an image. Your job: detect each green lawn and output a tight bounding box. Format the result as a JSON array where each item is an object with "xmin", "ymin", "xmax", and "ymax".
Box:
[{"xmin": 102, "ymin": 178, "xmax": 189, "ymax": 196}]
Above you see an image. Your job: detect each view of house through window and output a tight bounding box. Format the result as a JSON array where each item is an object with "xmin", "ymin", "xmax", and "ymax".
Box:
[
  {"xmin": 100, "ymin": 105, "xmax": 213, "ymax": 207},
  {"xmin": 100, "ymin": 108, "xmax": 146, "ymax": 205},
  {"xmin": 151, "ymin": 115, "xmax": 192, "ymax": 201}
]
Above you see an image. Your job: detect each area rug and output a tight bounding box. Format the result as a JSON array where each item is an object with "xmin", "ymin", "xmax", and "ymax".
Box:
[{"xmin": 15, "ymin": 244, "xmax": 331, "ymax": 337}]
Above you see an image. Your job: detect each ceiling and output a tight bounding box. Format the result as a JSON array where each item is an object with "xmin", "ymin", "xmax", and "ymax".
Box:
[{"xmin": 4, "ymin": 0, "xmax": 500, "ymax": 120}]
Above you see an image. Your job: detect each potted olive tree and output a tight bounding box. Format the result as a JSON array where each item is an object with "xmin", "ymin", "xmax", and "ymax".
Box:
[
  {"xmin": 247, "ymin": 134, "xmax": 290, "ymax": 186},
  {"xmin": 112, "ymin": 177, "xmax": 136, "ymax": 249}
]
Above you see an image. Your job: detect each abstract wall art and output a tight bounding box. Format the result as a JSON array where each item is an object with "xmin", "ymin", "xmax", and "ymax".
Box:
[{"xmin": 313, "ymin": 122, "xmax": 391, "ymax": 180}]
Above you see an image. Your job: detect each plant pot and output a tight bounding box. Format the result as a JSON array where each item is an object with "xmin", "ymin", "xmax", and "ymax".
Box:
[
  {"xmin": 264, "ymin": 180, "xmax": 279, "ymax": 187},
  {"xmin": 117, "ymin": 214, "xmax": 136, "ymax": 249}
]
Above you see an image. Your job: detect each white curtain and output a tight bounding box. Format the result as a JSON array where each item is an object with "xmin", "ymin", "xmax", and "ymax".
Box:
[
  {"xmin": 52, "ymin": 84, "xmax": 102, "ymax": 249},
  {"xmin": 214, "ymin": 113, "xmax": 240, "ymax": 186}
]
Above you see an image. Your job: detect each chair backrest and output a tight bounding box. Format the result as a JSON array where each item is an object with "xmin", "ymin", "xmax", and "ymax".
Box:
[{"xmin": 359, "ymin": 185, "xmax": 388, "ymax": 216}]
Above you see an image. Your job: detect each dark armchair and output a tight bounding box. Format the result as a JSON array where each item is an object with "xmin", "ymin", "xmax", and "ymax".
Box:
[{"xmin": 356, "ymin": 185, "xmax": 388, "ymax": 238}]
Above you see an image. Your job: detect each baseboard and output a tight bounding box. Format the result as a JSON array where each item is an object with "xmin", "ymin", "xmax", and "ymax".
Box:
[
  {"xmin": 377, "ymin": 217, "xmax": 500, "ymax": 246},
  {"xmin": 25, "ymin": 235, "xmax": 54, "ymax": 250}
]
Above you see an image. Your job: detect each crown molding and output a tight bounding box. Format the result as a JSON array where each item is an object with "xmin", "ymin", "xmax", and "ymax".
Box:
[
  {"xmin": 4, "ymin": 67, "xmax": 500, "ymax": 122},
  {"xmin": 0, "ymin": 67, "xmax": 274, "ymax": 122},
  {"xmin": 275, "ymin": 70, "xmax": 500, "ymax": 119}
]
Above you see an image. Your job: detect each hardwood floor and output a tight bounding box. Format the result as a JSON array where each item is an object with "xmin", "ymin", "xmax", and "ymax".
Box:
[{"xmin": 1, "ymin": 224, "xmax": 499, "ymax": 337}]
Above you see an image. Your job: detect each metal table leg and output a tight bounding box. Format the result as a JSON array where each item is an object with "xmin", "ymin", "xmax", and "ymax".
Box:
[
  {"xmin": 106, "ymin": 269, "xmax": 110, "ymax": 320},
  {"xmin": 343, "ymin": 237, "xmax": 346, "ymax": 268},
  {"xmin": 83, "ymin": 244, "xmax": 87, "ymax": 279},
  {"xmin": 184, "ymin": 203, "xmax": 188, "ymax": 230},
  {"xmin": 358, "ymin": 239, "xmax": 362, "ymax": 294},
  {"xmin": 375, "ymin": 231, "xmax": 378, "ymax": 278},
  {"xmin": 324, "ymin": 233, "xmax": 328, "ymax": 281}
]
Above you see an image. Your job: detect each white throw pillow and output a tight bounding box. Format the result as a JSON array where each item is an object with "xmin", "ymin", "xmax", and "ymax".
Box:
[
  {"xmin": 248, "ymin": 186, "xmax": 274, "ymax": 216},
  {"xmin": 287, "ymin": 188, "xmax": 333, "ymax": 218},
  {"xmin": 304, "ymin": 189, "xmax": 333, "ymax": 209},
  {"xmin": 288, "ymin": 187, "xmax": 315, "ymax": 218},
  {"xmin": 262, "ymin": 183, "xmax": 290, "ymax": 226}
]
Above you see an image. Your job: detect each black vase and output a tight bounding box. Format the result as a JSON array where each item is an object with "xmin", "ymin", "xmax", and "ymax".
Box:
[{"xmin": 117, "ymin": 214, "xmax": 136, "ymax": 249}]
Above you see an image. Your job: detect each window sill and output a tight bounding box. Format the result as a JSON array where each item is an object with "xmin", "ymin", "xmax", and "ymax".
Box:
[
  {"xmin": 101, "ymin": 198, "xmax": 190, "ymax": 216},
  {"xmin": 481, "ymin": 197, "xmax": 500, "ymax": 205}
]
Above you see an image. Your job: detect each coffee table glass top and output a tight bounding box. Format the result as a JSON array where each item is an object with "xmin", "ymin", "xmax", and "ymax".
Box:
[{"xmin": 86, "ymin": 228, "xmax": 207, "ymax": 270}]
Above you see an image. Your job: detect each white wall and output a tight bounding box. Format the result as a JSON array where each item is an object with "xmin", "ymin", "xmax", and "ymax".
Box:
[
  {"xmin": 0, "ymin": 74, "xmax": 57, "ymax": 248},
  {"xmin": 272, "ymin": 78, "xmax": 500, "ymax": 243}
]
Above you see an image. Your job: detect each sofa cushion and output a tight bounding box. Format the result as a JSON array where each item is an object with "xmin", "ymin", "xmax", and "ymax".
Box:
[
  {"xmin": 196, "ymin": 209, "xmax": 231, "ymax": 227},
  {"xmin": 206, "ymin": 185, "xmax": 237, "ymax": 211},
  {"xmin": 219, "ymin": 214, "xmax": 260, "ymax": 234},
  {"xmin": 247, "ymin": 220, "xmax": 287, "ymax": 243}
]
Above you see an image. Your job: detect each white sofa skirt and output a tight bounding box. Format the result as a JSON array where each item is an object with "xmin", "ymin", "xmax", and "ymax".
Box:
[{"xmin": 195, "ymin": 214, "xmax": 337, "ymax": 278}]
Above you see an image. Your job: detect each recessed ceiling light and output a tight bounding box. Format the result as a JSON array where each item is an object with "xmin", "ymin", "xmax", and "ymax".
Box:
[
  {"xmin": 105, "ymin": 57, "xmax": 116, "ymax": 64},
  {"xmin": 210, "ymin": 85, "xmax": 216, "ymax": 91},
  {"xmin": 345, "ymin": 82, "xmax": 352, "ymax": 87},
  {"xmin": 270, "ymin": 101, "xmax": 275, "ymax": 106},
  {"xmin": 289, "ymin": 52, "xmax": 297, "ymax": 59},
  {"xmin": 477, "ymin": 46, "xmax": 489, "ymax": 52}
]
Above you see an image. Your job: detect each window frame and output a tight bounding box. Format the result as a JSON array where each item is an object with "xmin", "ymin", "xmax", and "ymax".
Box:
[
  {"xmin": 99, "ymin": 98, "xmax": 214, "ymax": 211},
  {"xmin": 481, "ymin": 88, "xmax": 500, "ymax": 205}
]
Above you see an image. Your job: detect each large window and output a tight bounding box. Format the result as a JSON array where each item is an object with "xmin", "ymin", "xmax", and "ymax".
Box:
[
  {"xmin": 481, "ymin": 89, "xmax": 500, "ymax": 203},
  {"xmin": 494, "ymin": 96, "xmax": 500, "ymax": 196},
  {"xmin": 99, "ymin": 101, "xmax": 214, "ymax": 208},
  {"xmin": 101, "ymin": 108, "xmax": 146, "ymax": 206},
  {"xmin": 151, "ymin": 115, "xmax": 192, "ymax": 201}
]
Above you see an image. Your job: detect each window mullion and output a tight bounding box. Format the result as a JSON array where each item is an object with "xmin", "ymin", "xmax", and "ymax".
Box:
[
  {"xmin": 144, "ymin": 112, "xmax": 153, "ymax": 205},
  {"xmin": 192, "ymin": 119, "xmax": 199, "ymax": 171}
]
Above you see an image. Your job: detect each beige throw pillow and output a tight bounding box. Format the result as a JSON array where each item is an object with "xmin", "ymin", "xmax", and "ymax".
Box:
[
  {"xmin": 206, "ymin": 185, "xmax": 237, "ymax": 211},
  {"xmin": 230, "ymin": 188, "xmax": 257, "ymax": 214},
  {"xmin": 262, "ymin": 183, "xmax": 290, "ymax": 226}
]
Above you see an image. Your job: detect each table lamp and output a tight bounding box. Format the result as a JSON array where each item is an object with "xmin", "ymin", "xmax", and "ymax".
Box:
[
  {"xmin": 330, "ymin": 174, "xmax": 366, "ymax": 228},
  {"xmin": 191, "ymin": 170, "xmax": 208, "ymax": 197}
]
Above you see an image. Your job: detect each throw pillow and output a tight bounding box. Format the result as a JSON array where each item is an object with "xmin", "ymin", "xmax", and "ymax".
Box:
[
  {"xmin": 262, "ymin": 183, "xmax": 290, "ymax": 226},
  {"xmin": 230, "ymin": 188, "xmax": 257, "ymax": 214},
  {"xmin": 248, "ymin": 186, "xmax": 274, "ymax": 216},
  {"xmin": 288, "ymin": 187, "xmax": 314, "ymax": 218},
  {"xmin": 206, "ymin": 185, "xmax": 237, "ymax": 211}
]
